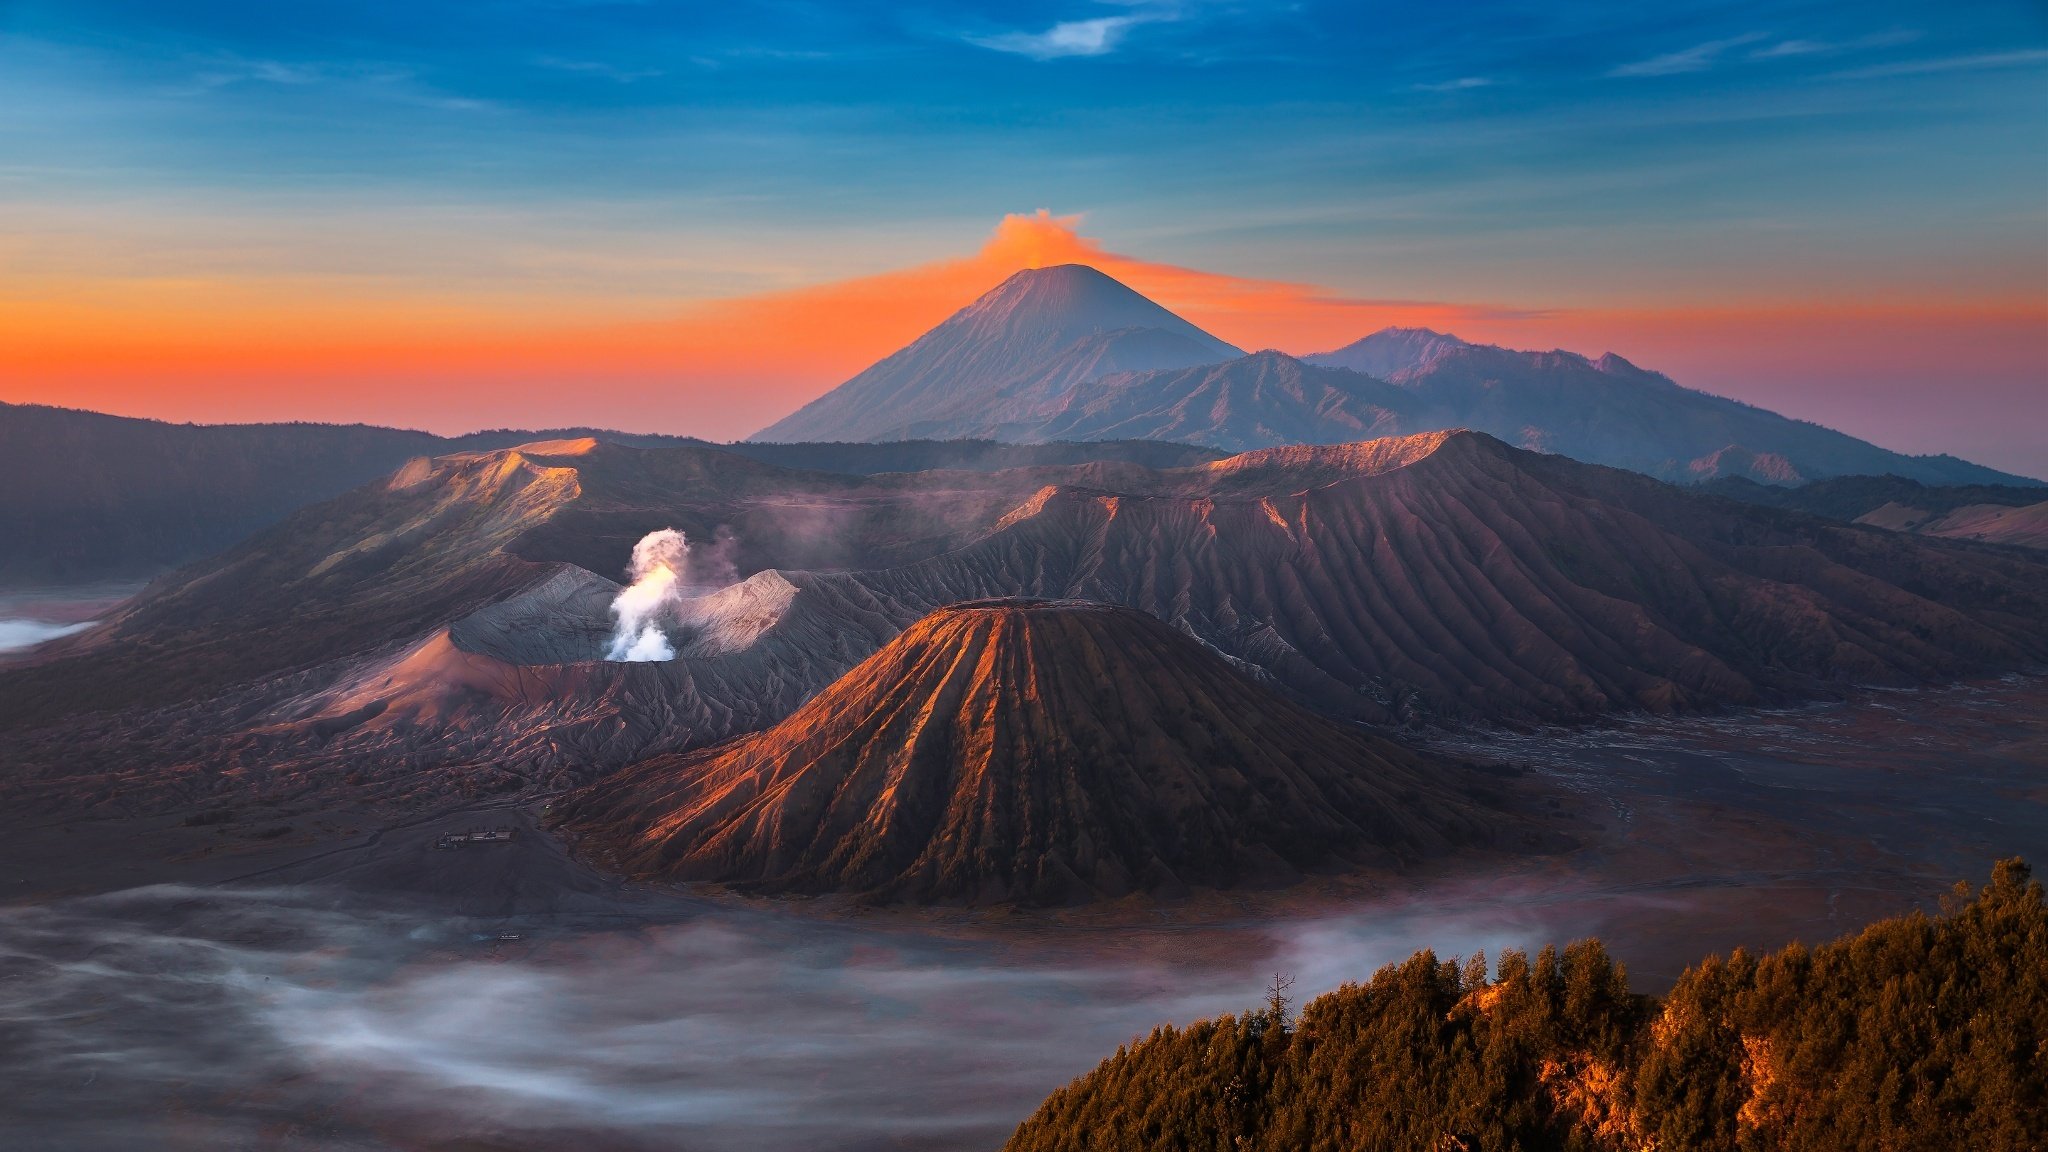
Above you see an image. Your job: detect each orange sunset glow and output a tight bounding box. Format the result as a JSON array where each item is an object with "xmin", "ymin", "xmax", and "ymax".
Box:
[{"xmin": 3, "ymin": 210, "xmax": 2042, "ymax": 447}]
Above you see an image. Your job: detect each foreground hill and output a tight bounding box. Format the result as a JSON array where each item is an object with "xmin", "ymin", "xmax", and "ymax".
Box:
[
  {"xmin": 552, "ymin": 600, "xmax": 1519, "ymax": 904},
  {"xmin": 754, "ymin": 264, "xmax": 1243, "ymax": 443},
  {"xmin": 1005, "ymin": 858, "xmax": 2047, "ymax": 1152},
  {"xmin": 4, "ymin": 430, "xmax": 2045, "ymax": 816},
  {"xmin": 0, "ymin": 401, "xmax": 1227, "ymax": 588}
]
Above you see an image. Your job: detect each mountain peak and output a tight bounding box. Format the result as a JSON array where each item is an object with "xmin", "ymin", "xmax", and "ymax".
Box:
[
  {"xmin": 956, "ymin": 263, "xmax": 1217, "ymax": 343},
  {"xmin": 1307, "ymin": 327, "xmax": 1473, "ymax": 378},
  {"xmin": 993, "ymin": 262, "xmax": 1121, "ymax": 288},
  {"xmin": 752, "ymin": 263, "xmax": 1240, "ymax": 443}
]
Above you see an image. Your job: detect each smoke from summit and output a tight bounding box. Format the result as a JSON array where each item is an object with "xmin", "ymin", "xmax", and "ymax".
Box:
[{"xmin": 606, "ymin": 529, "xmax": 689, "ymax": 661}]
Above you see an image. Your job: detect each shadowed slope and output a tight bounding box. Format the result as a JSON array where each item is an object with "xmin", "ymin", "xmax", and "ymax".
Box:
[
  {"xmin": 555, "ymin": 600, "xmax": 1508, "ymax": 905},
  {"xmin": 876, "ymin": 322, "xmax": 2036, "ymax": 486},
  {"xmin": 1025, "ymin": 350, "xmax": 1409, "ymax": 449}
]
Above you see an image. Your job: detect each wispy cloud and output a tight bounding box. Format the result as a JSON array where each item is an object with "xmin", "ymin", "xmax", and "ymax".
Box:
[
  {"xmin": 1750, "ymin": 30, "xmax": 1919, "ymax": 61},
  {"xmin": 1828, "ymin": 48, "xmax": 2048, "ymax": 81},
  {"xmin": 181, "ymin": 55, "xmax": 497, "ymax": 111},
  {"xmin": 536, "ymin": 57, "xmax": 664, "ymax": 83},
  {"xmin": 1613, "ymin": 28, "xmax": 1930, "ymax": 79},
  {"xmin": 191, "ymin": 57, "xmax": 329, "ymax": 90},
  {"xmin": 1412, "ymin": 76, "xmax": 1496, "ymax": 93},
  {"xmin": 1610, "ymin": 32, "xmax": 1768, "ymax": 78},
  {"xmin": 967, "ymin": 2, "xmax": 1200, "ymax": 60},
  {"xmin": 971, "ymin": 14, "xmax": 1148, "ymax": 59}
]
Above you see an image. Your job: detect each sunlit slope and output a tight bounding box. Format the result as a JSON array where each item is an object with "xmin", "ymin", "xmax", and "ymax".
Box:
[
  {"xmin": 554, "ymin": 599, "xmax": 1514, "ymax": 904},
  {"xmin": 1003, "ymin": 859, "xmax": 2048, "ymax": 1151}
]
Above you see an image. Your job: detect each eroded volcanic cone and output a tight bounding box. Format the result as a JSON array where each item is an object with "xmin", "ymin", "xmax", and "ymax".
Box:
[{"xmin": 553, "ymin": 599, "xmax": 1509, "ymax": 905}]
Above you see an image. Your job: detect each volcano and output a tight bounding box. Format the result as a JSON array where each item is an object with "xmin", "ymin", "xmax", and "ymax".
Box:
[
  {"xmin": 746, "ymin": 263, "xmax": 2034, "ymax": 486},
  {"xmin": 1022, "ymin": 349, "xmax": 1410, "ymax": 447},
  {"xmin": 751, "ymin": 264, "xmax": 1242, "ymax": 443},
  {"xmin": 552, "ymin": 599, "xmax": 1507, "ymax": 904},
  {"xmin": 7, "ymin": 429, "xmax": 2045, "ymax": 822}
]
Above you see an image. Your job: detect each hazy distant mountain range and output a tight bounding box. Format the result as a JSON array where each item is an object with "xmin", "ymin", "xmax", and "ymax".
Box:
[
  {"xmin": 750, "ymin": 264, "xmax": 2036, "ymax": 490},
  {"xmin": 4, "ymin": 262, "xmax": 2035, "ymax": 589}
]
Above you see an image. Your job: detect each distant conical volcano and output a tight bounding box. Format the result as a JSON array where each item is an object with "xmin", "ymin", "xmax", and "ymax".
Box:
[
  {"xmin": 552, "ymin": 598, "xmax": 1508, "ymax": 905},
  {"xmin": 751, "ymin": 264, "xmax": 1241, "ymax": 443},
  {"xmin": 752, "ymin": 261, "xmax": 2037, "ymax": 486}
]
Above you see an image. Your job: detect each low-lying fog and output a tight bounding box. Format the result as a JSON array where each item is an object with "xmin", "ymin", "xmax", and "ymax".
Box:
[
  {"xmin": 0, "ymin": 618, "xmax": 91, "ymax": 652},
  {"xmin": 6, "ymin": 672, "xmax": 2040, "ymax": 1150},
  {"xmin": 0, "ymin": 881, "xmax": 1614, "ymax": 1151},
  {"xmin": 0, "ymin": 585, "xmax": 136, "ymax": 654}
]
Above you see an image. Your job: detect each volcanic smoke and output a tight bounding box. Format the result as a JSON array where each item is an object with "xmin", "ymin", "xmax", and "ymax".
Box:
[{"xmin": 606, "ymin": 529, "xmax": 689, "ymax": 661}]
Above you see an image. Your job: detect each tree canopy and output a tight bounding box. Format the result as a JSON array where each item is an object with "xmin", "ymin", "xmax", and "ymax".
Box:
[{"xmin": 1006, "ymin": 859, "xmax": 2047, "ymax": 1152}]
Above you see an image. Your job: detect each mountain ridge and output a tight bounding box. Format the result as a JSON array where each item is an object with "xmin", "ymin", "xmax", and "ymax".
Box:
[
  {"xmin": 983, "ymin": 343, "xmax": 2034, "ymax": 487},
  {"xmin": 5, "ymin": 429, "xmax": 2045, "ymax": 820},
  {"xmin": 0, "ymin": 400, "xmax": 1225, "ymax": 587}
]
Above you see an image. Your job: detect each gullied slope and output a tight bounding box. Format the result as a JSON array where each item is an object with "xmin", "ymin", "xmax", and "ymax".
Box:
[
  {"xmin": 1003, "ymin": 859, "xmax": 2048, "ymax": 1152},
  {"xmin": 822, "ymin": 431, "xmax": 2048, "ymax": 724},
  {"xmin": 554, "ymin": 600, "xmax": 1506, "ymax": 904},
  {"xmin": 0, "ymin": 441, "xmax": 591, "ymax": 723},
  {"xmin": 6, "ymin": 430, "xmax": 2046, "ymax": 818},
  {"xmin": 752, "ymin": 265, "xmax": 1241, "ymax": 443}
]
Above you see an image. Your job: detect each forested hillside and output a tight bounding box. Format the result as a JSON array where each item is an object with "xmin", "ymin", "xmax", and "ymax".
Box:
[{"xmin": 1006, "ymin": 859, "xmax": 2047, "ymax": 1151}]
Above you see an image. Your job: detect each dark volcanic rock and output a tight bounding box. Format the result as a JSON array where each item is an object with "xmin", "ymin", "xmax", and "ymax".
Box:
[{"xmin": 553, "ymin": 599, "xmax": 1505, "ymax": 904}]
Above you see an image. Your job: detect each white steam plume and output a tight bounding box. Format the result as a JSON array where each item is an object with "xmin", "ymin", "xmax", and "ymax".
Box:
[{"xmin": 605, "ymin": 529, "xmax": 689, "ymax": 662}]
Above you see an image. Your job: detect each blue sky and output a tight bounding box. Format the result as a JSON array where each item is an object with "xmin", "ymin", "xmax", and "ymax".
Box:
[
  {"xmin": 5, "ymin": 0, "xmax": 2043, "ymax": 295},
  {"xmin": 2, "ymin": 1, "xmax": 2044, "ymax": 466}
]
